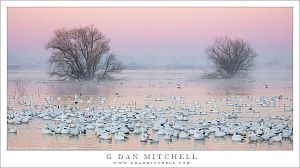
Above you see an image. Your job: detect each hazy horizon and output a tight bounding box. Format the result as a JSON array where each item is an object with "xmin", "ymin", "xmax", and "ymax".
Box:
[
  {"xmin": 8, "ymin": 8, "xmax": 293, "ymax": 70},
  {"xmin": 7, "ymin": 54, "xmax": 292, "ymax": 70}
]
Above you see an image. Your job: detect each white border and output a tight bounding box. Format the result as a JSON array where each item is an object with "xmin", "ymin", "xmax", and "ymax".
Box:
[{"xmin": 1, "ymin": 1, "xmax": 299, "ymax": 167}]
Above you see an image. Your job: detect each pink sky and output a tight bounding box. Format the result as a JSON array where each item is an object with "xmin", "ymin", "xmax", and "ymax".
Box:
[{"xmin": 8, "ymin": 8, "xmax": 292, "ymax": 66}]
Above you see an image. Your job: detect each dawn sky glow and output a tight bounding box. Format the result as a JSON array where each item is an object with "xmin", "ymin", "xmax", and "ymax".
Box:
[{"xmin": 8, "ymin": 8, "xmax": 292, "ymax": 67}]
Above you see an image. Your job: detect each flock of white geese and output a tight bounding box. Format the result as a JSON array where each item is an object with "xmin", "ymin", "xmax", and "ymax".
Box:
[{"xmin": 7, "ymin": 94, "xmax": 293, "ymax": 144}]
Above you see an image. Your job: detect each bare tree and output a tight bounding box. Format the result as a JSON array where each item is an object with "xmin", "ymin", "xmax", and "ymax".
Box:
[
  {"xmin": 205, "ymin": 37, "xmax": 257, "ymax": 78},
  {"xmin": 98, "ymin": 53, "xmax": 124, "ymax": 80},
  {"xmin": 46, "ymin": 25, "xmax": 122, "ymax": 80},
  {"xmin": 14, "ymin": 79, "xmax": 29, "ymax": 96}
]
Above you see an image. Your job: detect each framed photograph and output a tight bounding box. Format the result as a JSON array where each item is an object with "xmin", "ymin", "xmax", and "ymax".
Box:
[{"xmin": 1, "ymin": 0, "xmax": 299, "ymax": 167}]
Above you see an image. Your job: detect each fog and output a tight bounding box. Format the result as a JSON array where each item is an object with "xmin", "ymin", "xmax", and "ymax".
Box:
[{"xmin": 8, "ymin": 53, "xmax": 292, "ymax": 71}]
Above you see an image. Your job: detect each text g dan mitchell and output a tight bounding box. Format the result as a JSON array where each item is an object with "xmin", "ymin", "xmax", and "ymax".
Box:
[{"xmin": 106, "ymin": 153, "xmax": 198, "ymax": 160}]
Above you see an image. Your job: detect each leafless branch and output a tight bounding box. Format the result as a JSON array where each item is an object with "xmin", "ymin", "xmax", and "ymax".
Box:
[
  {"xmin": 97, "ymin": 53, "xmax": 124, "ymax": 80},
  {"xmin": 205, "ymin": 37, "xmax": 257, "ymax": 78},
  {"xmin": 45, "ymin": 25, "xmax": 122, "ymax": 80},
  {"xmin": 14, "ymin": 79, "xmax": 29, "ymax": 96}
]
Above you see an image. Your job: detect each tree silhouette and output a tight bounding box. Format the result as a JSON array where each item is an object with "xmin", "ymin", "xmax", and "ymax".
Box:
[
  {"xmin": 206, "ymin": 37, "xmax": 257, "ymax": 78},
  {"xmin": 46, "ymin": 25, "xmax": 123, "ymax": 80}
]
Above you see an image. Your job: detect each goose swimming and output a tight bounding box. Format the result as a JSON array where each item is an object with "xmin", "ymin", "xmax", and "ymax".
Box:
[
  {"xmin": 282, "ymin": 128, "xmax": 292, "ymax": 138},
  {"xmin": 164, "ymin": 133, "xmax": 172, "ymax": 140},
  {"xmin": 214, "ymin": 130, "xmax": 226, "ymax": 138},
  {"xmin": 7, "ymin": 93, "xmax": 293, "ymax": 150},
  {"xmin": 100, "ymin": 132, "xmax": 112, "ymax": 140},
  {"xmin": 231, "ymin": 134, "xmax": 245, "ymax": 141},
  {"xmin": 194, "ymin": 130, "xmax": 205, "ymax": 140},
  {"xmin": 270, "ymin": 133, "xmax": 283, "ymax": 143},
  {"xmin": 150, "ymin": 134, "xmax": 160, "ymax": 144},
  {"xmin": 69, "ymin": 124, "xmax": 80, "ymax": 136},
  {"xmin": 42, "ymin": 124, "xmax": 53, "ymax": 134},
  {"xmin": 179, "ymin": 131, "xmax": 190, "ymax": 139},
  {"xmin": 169, "ymin": 129, "xmax": 178, "ymax": 138},
  {"xmin": 61, "ymin": 126, "xmax": 70, "ymax": 134},
  {"xmin": 8, "ymin": 127, "xmax": 17, "ymax": 133},
  {"xmin": 248, "ymin": 132, "xmax": 260, "ymax": 142},
  {"xmin": 115, "ymin": 132, "xmax": 126, "ymax": 141},
  {"xmin": 140, "ymin": 132, "xmax": 149, "ymax": 142}
]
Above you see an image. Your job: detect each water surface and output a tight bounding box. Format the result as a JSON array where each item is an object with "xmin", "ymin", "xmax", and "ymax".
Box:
[{"xmin": 7, "ymin": 69, "xmax": 293, "ymax": 150}]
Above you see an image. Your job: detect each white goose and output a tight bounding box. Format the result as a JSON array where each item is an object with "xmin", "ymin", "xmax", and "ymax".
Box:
[
  {"xmin": 179, "ymin": 131, "xmax": 190, "ymax": 139},
  {"xmin": 164, "ymin": 133, "xmax": 172, "ymax": 140},
  {"xmin": 115, "ymin": 132, "xmax": 126, "ymax": 141},
  {"xmin": 61, "ymin": 126, "xmax": 70, "ymax": 134},
  {"xmin": 8, "ymin": 127, "xmax": 17, "ymax": 133},
  {"xmin": 100, "ymin": 132, "xmax": 112, "ymax": 140},
  {"xmin": 157, "ymin": 127, "xmax": 166, "ymax": 135},
  {"xmin": 42, "ymin": 124, "xmax": 53, "ymax": 134},
  {"xmin": 150, "ymin": 134, "xmax": 160, "ymax": 143},
  {"xmin": 282, "ymin": 128, "xmax": 292, "ymax": 138},
  {"xmin": 248, "ymin": 132, "xmax": 260, "ymax": 142},
  {"xmin": 133, "ymin": 126, "xmax": 141, "ymax": 134},
  {"xmin": 231, "ymin": 134, "xmax": 245, "ymax": 141},
  {"xmin": 214, "ymin": 130, "xmax": 226, "ymax": 138},
  {"xmin": 54, "ymin": 126, "xmax": 62, "ymax": 134},
  {"xmin": 140, "ymin": 132, "xmax": 149, "ymax": 142},
  {"xmin": 270, "ymin": 133, "xmax": 283, "ymax": 143},
  {"xmin": 69, "ymin": 124, "xmax": 80, "ymax": 136},
  {"xmin": 194, "ymin": 130, "xmax": 205, "ymax": 140},
  {"xmin": 261, "ymin": 133, "xmax": 272, "ymax": 141}
]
